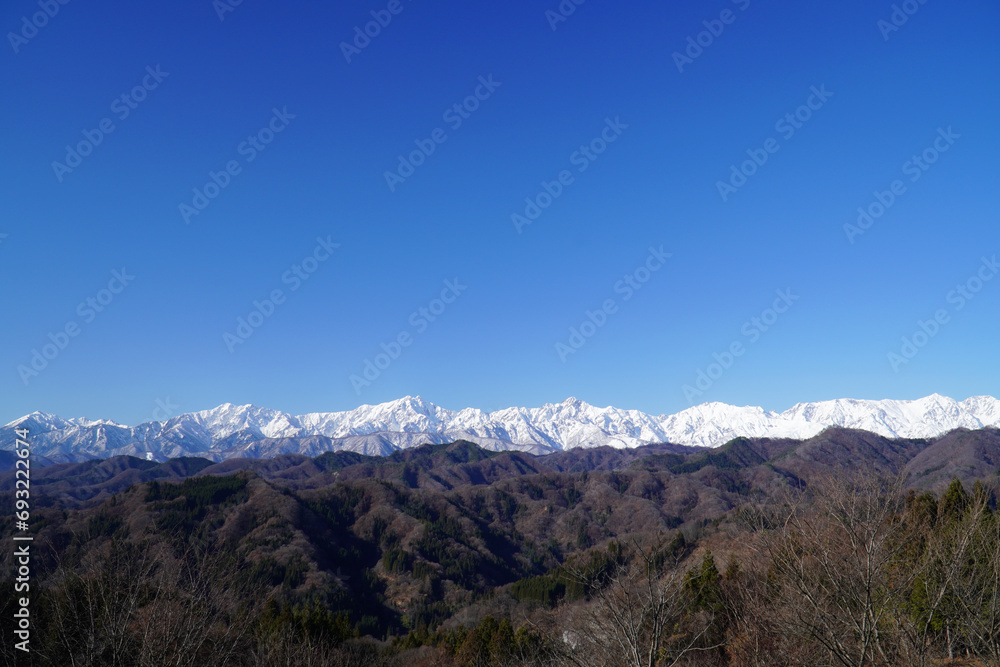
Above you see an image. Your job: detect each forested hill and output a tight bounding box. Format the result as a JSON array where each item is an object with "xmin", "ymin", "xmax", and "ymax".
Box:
[{"xmin": 4, "ymin": 427, "xmax": 1000, "ymax": 665}]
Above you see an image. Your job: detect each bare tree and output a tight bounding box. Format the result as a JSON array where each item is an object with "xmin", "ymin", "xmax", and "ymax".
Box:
[
  {"xmin": 134, "ymin": 544, "xmax": 260, "ymax": 667},
  {"xmin": 558, "ymin": 538, "xmax": 722, "ymax": 667},
  {"xmin": 36, "ymin": 533, "xmax": 261, "ymax": 667},
  {"xmin": 763, "ymin": 473, "xmax": 914, "ymax": 667},
  {"xmin": 42, "ymin": 539, "xmax": 155, "ymax": 667},
  {"xmin": 887, "ymin": 489, "xmax": 991, "ymax": 666},
  {"xmin": 718, "ymin": 545, "xmax": 794, "ymax": 667},
  {"xmin": 944, "ymin": 491, "xmax": 1000, "ymax": 665}
]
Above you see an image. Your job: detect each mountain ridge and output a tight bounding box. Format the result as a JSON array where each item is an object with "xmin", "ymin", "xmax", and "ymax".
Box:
[{"xmin": 4, "ymin": 393, "xmax": 999, "ymax": 463}]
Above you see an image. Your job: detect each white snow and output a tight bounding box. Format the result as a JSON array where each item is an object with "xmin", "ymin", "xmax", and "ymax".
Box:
[{"xmin": 6, "ymin": 394, "xmax": 1000, "ymax": 459}]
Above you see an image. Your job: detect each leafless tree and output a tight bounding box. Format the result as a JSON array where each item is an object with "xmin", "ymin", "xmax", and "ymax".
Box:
[
  {"xmin": 888, "ymin": 492, "xmax": 990, "ymax": 666},
  {"xmin": 716, "ymin": 544, "xmax": 789, "ymax": 667},
  {"xmin": 42, "ymin": 539, "xmax": 154, "ymax": 667},
  {"xmin": 762, "ymin": 473, "xmax": 914, "ymax": 667},
  {"xmin": 134, "ymin": 544, "xmax": 261, "ymax": 667},
  {"xmin": 37, "ymin": 534, "xmax": 260, "ymax": 667},
  {"xmin": 943, "ymin": 493, "xmax": 1000, "ymax": 666},
  {"xmin": 558, "ymin": 538, "xmax": 722, "ymax": 667}
]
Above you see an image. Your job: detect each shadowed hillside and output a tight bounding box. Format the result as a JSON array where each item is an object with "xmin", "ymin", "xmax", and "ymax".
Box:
[{"xmin": 4, "ymin": 429, "xmax": 1000, "ymax": 665}]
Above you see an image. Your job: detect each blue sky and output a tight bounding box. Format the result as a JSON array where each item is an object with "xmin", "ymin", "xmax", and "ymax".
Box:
[{"xmin": 2, "ymin": 0, "xmax": 998, "ymax": 425}]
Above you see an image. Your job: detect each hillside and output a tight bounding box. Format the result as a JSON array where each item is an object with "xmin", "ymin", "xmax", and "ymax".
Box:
[{"xmin": 5, "ymin": 428, "xmax": 1000, "ymax": 665}]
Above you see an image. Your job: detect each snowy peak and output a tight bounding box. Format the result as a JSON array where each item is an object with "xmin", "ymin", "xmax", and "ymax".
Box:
[
  {"xmin": 4, "ymin": 394, "xmax": 999, "ymax": 462},
  {"xmin": 658, "ymin": 402, "xmax": 819, "ymax": 448},
  {"xmin": 177, "ymin": 405, "xmax": 282, "ymax": 440},
  {"xmin": 777, "ymin": 394, "xmax": 1000, "ymax": 439},
  {"xmin": 3, "ymin": 411, "xmax": 124, "ymax": 432}
]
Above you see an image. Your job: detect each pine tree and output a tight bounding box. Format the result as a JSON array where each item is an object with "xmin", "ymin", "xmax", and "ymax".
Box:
[{"xmin": 939, "ymin": 478, "xmax": 969, "ymax": 522}]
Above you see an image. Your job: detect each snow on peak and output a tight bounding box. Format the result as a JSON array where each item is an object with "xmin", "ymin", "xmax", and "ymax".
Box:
[
  {"xmin": 4, "ymin": 411, "xmax": 67, "ymax": 431},
  {"xmin": 197, "ymin": 393, "xmax": 1000, "ymax": 449},
  {"xmin": 7, "ymin": 394, "xmax": 1000, "ymax": 460}
]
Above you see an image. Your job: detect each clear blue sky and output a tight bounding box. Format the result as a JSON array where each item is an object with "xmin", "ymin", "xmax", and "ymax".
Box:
[{"xmin": 2, "ymin": 0, "xmax": 998, "ymax": 425}]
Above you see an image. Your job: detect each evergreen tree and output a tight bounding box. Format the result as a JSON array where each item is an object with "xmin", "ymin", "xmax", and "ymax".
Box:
[{"xmin": 939, "ymin": 478, "xmax": 970, "ymax": 522}]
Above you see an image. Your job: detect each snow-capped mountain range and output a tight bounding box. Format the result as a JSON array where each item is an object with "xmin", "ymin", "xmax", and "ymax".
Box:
[{"xmin": 3, "ymin": 394, "xmax": 999, "ymax": 463}]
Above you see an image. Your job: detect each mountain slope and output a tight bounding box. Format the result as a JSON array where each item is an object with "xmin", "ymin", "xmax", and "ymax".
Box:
[{"xmin": 3, "ymin": 394, "xmax": 999, "ymax": 463}]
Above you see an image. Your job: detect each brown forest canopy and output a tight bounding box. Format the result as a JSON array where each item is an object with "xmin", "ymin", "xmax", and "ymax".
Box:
[{"xmin": 4, "ymin": 427, "xmax": 1000, "ymax": 666}]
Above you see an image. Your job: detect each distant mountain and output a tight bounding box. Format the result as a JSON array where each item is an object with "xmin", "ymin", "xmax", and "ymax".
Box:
[
  {"xmin": 3, "ymin": 394, "xmax": 999, "ymax": 463},
  {"xmin": 8, "ymin": 428, "xmax": 1000, "ymax": 510}
]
